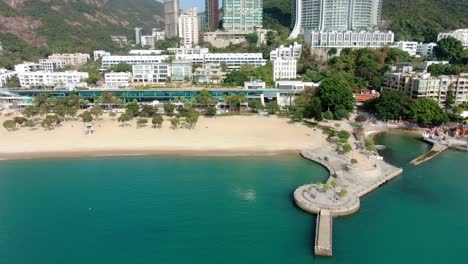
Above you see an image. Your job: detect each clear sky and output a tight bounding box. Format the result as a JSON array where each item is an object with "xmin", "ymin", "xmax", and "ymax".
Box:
[{"xmin": 156, "ymin": 0, "xmax": 212, "ymax": 12}]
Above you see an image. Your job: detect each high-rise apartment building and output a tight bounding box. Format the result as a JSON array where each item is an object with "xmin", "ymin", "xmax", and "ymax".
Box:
[
  {"xmin": 222, "ymin": 0, "xmax": 263, "ymax": 31},
  {"xmin": 165, "ymin": 0, "xmax": 179, "ymax": 38},
  {"xmin": 205, "ymin": 0, "xmax": 220, "ymax": 31},
  {"xmin": 290, "ymin": 0, "xmax": 382, "ymax": 38},
  {"xmin": 178, "ymin": 7, "xmax": 199, "ymax": 48},
  {"xmin": 134, "ymin": 28, "xmax": 143, "ymax": 45}
]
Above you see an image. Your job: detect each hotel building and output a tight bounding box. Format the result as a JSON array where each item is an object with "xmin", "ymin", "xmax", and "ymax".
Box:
[{"xmin": 18, "ymin": 71, "xmax": 89, "ymax": 89}]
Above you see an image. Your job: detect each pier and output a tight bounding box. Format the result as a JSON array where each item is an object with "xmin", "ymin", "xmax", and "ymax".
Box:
[
  {"xmin": 314, "ymin": 210, "xmax": 333, "ymax": 256},
  {"xmin": 294, "ymin": 146, "xmax": 403, "ymax": 256},
  {"xmin": 410, "ymin": 142, "xmax": 447, "ymax": 165}
]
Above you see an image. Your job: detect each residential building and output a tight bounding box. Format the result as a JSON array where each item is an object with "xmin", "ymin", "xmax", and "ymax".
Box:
[
  {"xmin": 273, "ymin": 59, "xmax": 297, "ymax": 81},
  {"xmin": 178, "ymin": 7, "xmax": 199, "ymax": 48},
  {"xmin": 395, "ymin": 41, "xmax": 437, "ymax": 57},
  {"xmin": 438, "ymin": 29, "xmax": 468, "ymax": 49},
  {"xmin": 193, "ymin": 64, "xmax": 225, "ymax": 84},
  {"xmin": 0, "ymin": 69, "xmax": 16, "ymax": 87},
  {"xmin": 204, "ymin": 53, "xmax": 267, "ymax": 70},
  {"xmin": 141, "ymin": 29, "xmax": 166, "ymax": 47},
  {"xmin": 222, "ymin": 0, "xmax": 263, "ymax": 31},
  {"xmin": 174, "ymin": 54, "xmax": 205, "ymax": 64},
  {"xmin": 165, "ymin": 0, "xmax": 179, "ymax": 38},
  {"xmin": 290, "ymin": 0, "xmax": 383, "ymax": 39},
  {"xmin": 134, "ymin": 28, "xmax": 143, "ymax": 45},
  {"xmin": 171, "ymin": 61, "xmax": 192, "ymax": 82},
  {"xmin": 275, "ymin": 80, "xmax": 319, "ymax": 90},
  {"xmin": 111, "ymin": 35, "xmax": 128, "ymax": 46},
  {"xmin": 14, "ymin": 62, "xmax": 41, "ymax": 74},
  {"xmin": 39, "ymin": 59, "xmax": 66, "ymax": 72},
  {"xmin": 48, "ymin": 53, "xmax": 90, "ymax": 66},
  {"xmin": 382, "ymin": 72, "xmax": 468, "ymax": 105},
  {"xmin": 104, "ymin": 72, "xmax": 132, "ymax": 88},
  {"xmin": 132, "ymin": 64, "xmax": 171, "ymax": 84},
  {"xmin": 198, "ymin": 12, "xmax": 208, "ymax": 31},
  {"xmin": 205, "ymin": 0, "xmax": 220, "ymax": 31},
  {"xmin": 270, "ymin": 43, "xmax": 302, "ymax": 60},
  {"xmin": 18, "ymin": 71, "xmax": 89, "ymax": 89},
  {"xmin": 101, "ymin": 55, "xmax": 168, "ymax": 70},
  {"xmin": 304, "ymin": 30, "xmax": 394, "ymax": 49},
  {"xmin": 244, "ymin": 80, "xmax": 266, "ymax": 89},
  {"xmin": 93, "ymin": 50, "xmax": 111, "ymax": 61},
  {"xmin": 203, "ymin": 28, "xmax": 268, "ymax": 48}
]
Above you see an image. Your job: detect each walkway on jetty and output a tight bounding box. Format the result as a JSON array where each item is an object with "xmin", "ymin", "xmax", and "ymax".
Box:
[
  {"xmin": 294, "ymin": 146, "xmax": 403, "ymax": 256},
  {"xmin": 315, "ymin": 210, "xmax": 332, "ymax": 256},
  {"xmin": 410, "ymin": 142, "xmax": 447, "ymax": 165}
]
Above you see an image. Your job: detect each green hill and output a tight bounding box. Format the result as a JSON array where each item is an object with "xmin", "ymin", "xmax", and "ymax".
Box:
[
  {"xmin": 263, "ymin": 0, "xmax": 468, "ymax": 42},
  {"xmin": 0, "ymin": 0, "xmax": 164, "ymax": 68}
]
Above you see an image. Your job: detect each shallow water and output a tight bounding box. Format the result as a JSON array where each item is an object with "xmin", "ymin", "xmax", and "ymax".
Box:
[{"xmin": 0, "ymin": 133, "xmax": 466, "ymax": 263}]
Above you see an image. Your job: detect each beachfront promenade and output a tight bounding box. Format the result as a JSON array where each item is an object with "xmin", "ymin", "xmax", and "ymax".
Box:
[{"xmin": 294, "ymin": 146, "xmax": 403, "ymax": 256}]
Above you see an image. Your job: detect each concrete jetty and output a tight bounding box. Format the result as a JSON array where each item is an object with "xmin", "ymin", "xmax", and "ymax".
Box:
[
  {"xmin": 314, "ymin": 210, "xmax": 332, "ymax": 256},
  {"xmin": 410, "ymin": 142, "xmax": 447, "ymax": 165},
  {"xmin": 294, "ymin": 146, "xmax": 403, "ymax": 256}
]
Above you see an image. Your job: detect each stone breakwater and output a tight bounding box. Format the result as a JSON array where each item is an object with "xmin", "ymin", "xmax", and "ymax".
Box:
[{"xmin": 294, "ymin": 146, "xmax": 403, "ymax": 217}]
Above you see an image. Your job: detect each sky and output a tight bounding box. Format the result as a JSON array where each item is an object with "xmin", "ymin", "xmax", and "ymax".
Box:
[{"xmin": 156, "ymin": 0, "xmax": 213, "ymax": 12}]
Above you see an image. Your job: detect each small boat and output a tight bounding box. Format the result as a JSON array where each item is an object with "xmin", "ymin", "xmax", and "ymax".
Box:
[{"xmin": 375, "ymin": 145, "xmax": 386, "ymax": 150}]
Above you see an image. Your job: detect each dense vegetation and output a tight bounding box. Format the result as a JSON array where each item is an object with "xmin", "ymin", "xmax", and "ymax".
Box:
[{"xmin": 0, "ymin": 0, "xmax": 164, "ymax": 68}]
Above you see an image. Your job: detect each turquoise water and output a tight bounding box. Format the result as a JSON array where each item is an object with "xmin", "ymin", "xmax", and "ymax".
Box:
[{"xmin": 0, "ymin": 134, "xmax": 467, "ymax": 263}]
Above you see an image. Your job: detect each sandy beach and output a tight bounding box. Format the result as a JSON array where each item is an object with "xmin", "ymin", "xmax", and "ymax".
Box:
[{"xmin": 0, "ymin": 114, "xmax": 325, "ymax": 159}]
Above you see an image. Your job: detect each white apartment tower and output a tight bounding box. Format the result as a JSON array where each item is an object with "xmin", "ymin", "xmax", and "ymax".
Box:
[
  {"xmin": 178, "ymin": 7, "xmax": 199, "ymax": 48},
  {"xmin": 165, "ymin": 0, "xmax": 179, "ymax": 38},
  {"xmin": 290, "ymin": 0, "xmax": 383, "ymax": 38}
]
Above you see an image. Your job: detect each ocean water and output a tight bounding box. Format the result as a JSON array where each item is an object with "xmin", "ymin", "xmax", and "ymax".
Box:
[{"xmin": 0, "ymin": 134, "xmax": 467, "ymax": 264}]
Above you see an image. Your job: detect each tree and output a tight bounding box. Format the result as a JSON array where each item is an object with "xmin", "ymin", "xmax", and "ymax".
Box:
[
  {"xmin": 139, "ymin": 105, "xmax": 156, "ymax": 117},
  {"xmin": 407, "ymin": 98, "xmax": 448, "ymax": 125},
  {"xmin": 327, "ymin": 48, "xmax": 338, "ymax": 58},
  {"xmin": 245, "ymin": 33, "xmax": 259, "ymax": 45},
  {"xmin": 66, "ymin": 107, "xmax": 78, "ymax": 120},
  {"xmin": 444, "ymin": 85, "xmax": 456, "ymax": 112},
  {"xmin": 323, "ymin": 110, "xmax": 333, "ymax": 120},
  {"xmin": 25, "ymin": 119, "xmax": 35, "ymax": 128},
  {"xmin": 170, "ymin": 117, "xmax": 181, "ymax": 129},
  {"xmin": 266, "ymin": 101, "xmax": 280, "ymax": 115},
  {"xmin": 23, "ymin": 106, "xmax": 39, "ymax": 119},
  {"xmin": 107, "ymin": 63, "xmax": 132, "ymax": 73},
  {"xmin": 117, "ymin": 112, "xmax": 132, "ymax": 126},
  {"xmin": 185, "ymin": 110, "xmax": 199, "ymax": 129},
  {"xmin": 342, "ymin": 144, "xmax": 352, "ymax": 153},
  {"xmin": 196, "ymin": 89, "xmax": 216, "ymax": 107},
  {"xmin": 339, "ymin": 189, "xmax": 348, "ymax": 197},
  {"xmin": 364, "ymin": 139, "xmax": 376, "ymax": 151},
  {"xmin": 224, "ymin": 70, "xmax": 250, "ymax": 87},
  {"xmin": 13, "ymin": 116, "xmax": 27, "ymax": 126},
  {"xmin": 434, "ymin": 37, "xmax": 464, "ymax": 63},
  {"xmin": 41, "ymin": 116, "xmax": 55, "ymax": 130},
  {"xmin": 205, "ymin": 106, "xmax": 217, "ymax": 116},
  {"xmin": 137, "ymin": 118, "xmax": 148, "ymax": 128},
  {"xmin": 125, "ymin": 100, "xmax": 139, "ymax": 117},
  {"xmin": 152, "ymin": 115, "xmax": 164, "ymax": 128},
  {"xmin": 3, "ymin": 120, "xmax": 16, "ymax": 131},
  {"xmin": 82, "ymin": 111, "xmax": 93, "ymax": 123},
  {"xmin": 338, "ymin": 130, "xmax": 351, "ymax": 143},
  {"xmin": 330, "ymin": 180, "xmax": 337, "ymax": 188},
  {"xmin": 317, "ymin": 76, "xmax": 355, "ymax": 113},
  {"xmin": 292, "ymin": 110, "xmax": 304, "ymax": 122},
  {"xmin": 373, "ymin": 90, "xmax": 407, "ymax": 121},
  {"xmin": 248, "ymin": 100, "xmax": 264, "ymax": 112},
  {"xmin": 163, "ymin": 103, "xmax": 175, "ymax": 116},
  {"xmin": 334, "ymin": 109, "xmax": 349, "ymax": 120},
  {"xmin": 5, "ymin": 76, "xmax": 20, "ymax": 88},
  {"xmin": 90, "ymin": 104, "xmax": 103, "ymax": 120}
]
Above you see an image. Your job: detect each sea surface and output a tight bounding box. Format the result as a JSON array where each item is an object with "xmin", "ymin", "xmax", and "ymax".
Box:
[{"xmin": 0, "ymin": 133, "xmax": 466, "ymax": 264}]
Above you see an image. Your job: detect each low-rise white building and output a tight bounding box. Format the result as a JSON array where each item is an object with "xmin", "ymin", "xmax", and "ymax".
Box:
[
  {"xmin": 270, "ymin": 42, "xmax": 302, "ymax": 60},
  {"xmin": 438, "ymin": 29, "xmax": 468, "ymax": 49},
  {"xmin": 395, "ymin": 41, "xmax": 437, "ymax": 57},
  {"xmin": 128, "ymin": 50, "xmax": 163, "ymax": 55},
  {"xmin": 39, "ymin": 59, "xmax": 66, "ymax": 72},
  {"xmin": 244, "ymin": 80, "xmax": 266, "ymax": 89},
  {"xmin": 48, "ymin": 53, "xmax": 90, "ymax": 66},
  {"xmin": 141, "ymin": 29, "xmax": 166, "ymax": 47},
  {"xmin": 273, "ymin": 59, "xmax": 297, "ymax": 81},
  {"xmin": 132, "ymin": 64, "xmax": 171, "ymax": 84},
  {"xmin": 101, "ymin": 55, "xmax": 169, "ymax": 70},
  {"xmin": 304, "ymin": 30, "xmax": 395, "ymax": 49},
  {"xmin": 18, "ymin": 71, "xmax": 89, "ymax": 89},
  {"xmin": 204, "ymin": 53, "xmax": 267, "ymax": 70},
  {"xmin": 93, "ymin": 50, "xmax": 111, "ymax": 61},
  {"xmin": 0, "ymin": 69, "xmax": 16, "ymax": 87},
  {"xmin": 104, "ymin": 72, "xmax": 132, "ymax": 88},
  {"xmin": 274, "ymin": 81, "xmax": 319, "ymax": 90},
  {"xmin": 167, "ymin": 47, "xmax": 209, "ymax": 55},
  {"xmin": 14, "ymin": 62, "xmax": 41, "ymax": 74}
]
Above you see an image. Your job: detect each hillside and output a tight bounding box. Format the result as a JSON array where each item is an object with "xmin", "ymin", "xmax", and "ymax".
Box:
[
  {"xmin": 263, "ymin": 0, "xmax": 468, "ymax": 42},
  {"xmin": 0, "ymin": 0, "xmax": 164, "ymax": 68}
]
